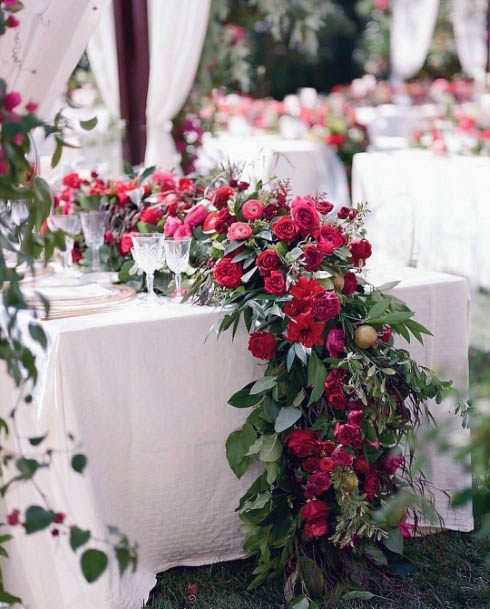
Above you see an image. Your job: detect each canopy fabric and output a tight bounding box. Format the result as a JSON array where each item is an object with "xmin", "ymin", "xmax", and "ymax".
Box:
[
  {"xmin": 0, "ymin": 0, "xmax": 110, "ymax": 118},
  {"xmin": 452, "ymin": 0, "xmax": 488, "ymax": 83},
  {"xmin": 144, "ymin": 0, "xmax": 211, "ymax": 168},
  {"xmin": 390, "ymin": 0, "xmax": 440, "ymax": 80}
]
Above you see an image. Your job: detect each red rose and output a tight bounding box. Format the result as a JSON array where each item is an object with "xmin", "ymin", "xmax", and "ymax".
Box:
[
  {"xmin": 62, "ymin": 172, "xmax": 82, "ymax": 189},
  {"xmin": 263, "ymin": 203, "xmax": 280, "ymax": 220},
  {"xmin": 326, "ymin": 328, "xmax": 345, "ymax": 358},
  {"xmin": 354, "ymin": 458, "xmax": 370, "ymax": 475},
  {"xmin": 318, "ymin": 440, "xmax": 336, "ymax": 456},
  {"xmin": 365, "ymin": 470, "xmax": 378, "ymax": 501},
  {"xmin": 334, "ymin": 423, "xmax": 362, "ymax": 449},
  {"xmin": 104, "ymin": 230, "xmax": 113, "ymax": 245},
  {"xmin": 348, "ymin": 410, "xmax": 363, "ymax": 427},
  {"xmin": 211, "ymin": 186, "xmax": 234, "ymax": 209},
  {"xmin": 302, "ymin": 499, "xmax": 329, "ymax": 522},
  {"xmin": 72, "ymin": 244, "xmax": 82, "ymax": 264},
  {"xmin": 119, "ymin": 232, "xmax": 137, "ymax": 256},
  {"xmin": 381, "ymin": 325, "xmax": 393, "ymax": 343},
  {"xmin": 256, "ymin": 249, "xmax": 280, "ymax": 276},
  {"xmin": 316, "ymin": 224, "xmax": 346, "ymax": 255},
  {"xmin": 324, "ymin": 368, "xmax": 346, "ymax": 393},
  {"xmin": 305, "ymin": 471, "xmax": 332, "ymax": 498},
  {"xmin": 304, "ymin": 519, "xmax": 328, "ymax": 539},
  {"xmin": 303, "ymin": 244, "xmax": 323, "ymax": 271},
  {"xmin": 313, "ymin": 291, "xmax": 341, "ymax": 322},
  {"xmin": 331, "ymin": 445, "xmax": 354, "ymax": 467},
  {"xmin": 350, "ymin": 238, "xmax": 372, "ymax": 266},
  {"xmin": 213, "ymin": 258, "xmax": 243, "ymax": 288},
  {"xmin": 291, "ymin": 198, "xmax": 320, "ymax": 235},
  {"xmin": 215, "ymin": 208, "xmax": 233, "ymax": 234},
  {"xmin": 248, "ymin": 332, "xmax": 277, "ymax": 361},
  {"xmin": 318, "ymin": 457, "xmax": 335, "ymax": 472},
  {"xmin": 302, "ymin": 457, "xmax": 320, "ymax": 473},
  {"xmin": 272, "ymin": 216, "xmax": 297, "ymax": 242},
  {"xmin": 285, "ymin": 429, "xmax": 319, "ymax": 458},
  {"xmin": 264, "ymin": 271, "xmax": 286, "ymax": 295},
  {"xmin": 384, "ymin": 455, "xmax": 405, "ymax": 474},
  {"xmin": 177, "ymin": 177, "xmax": 196, "ymax": 194},
  {"xmin": 328, "ymin": 392, "xmax": 348, "ymax": 410},
  {"xmin": 315, "ymin": 199, "xmax": 334, "ymax": 215},
  {"xmin": 342, "ymin": 272, "xmax": 357, "ymax": 296},
  {"xmin": 337, "ymin": 206, "xmax": 351, "ymax": 219},
  {"xmin": 141, "ymin": 206, "xmax": 164, "ymax": 225},
  {"xmin": 286, "ymin": 313, "xmax": 324, "ymax": 348}
]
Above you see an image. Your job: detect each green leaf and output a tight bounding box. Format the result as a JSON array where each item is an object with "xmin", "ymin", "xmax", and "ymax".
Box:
[
  {"xmin": 384, "ymin": 527, "xmax": 404, "ymax": 555},
  {"xmin": 28, "ymin": 434, "xmax": 47, "ymax": 446},
  {"xmin": 226, "ymin": 424, "xmax": 256, "ymax": 478},
  {"xmin": 16, "ymin": 457, "xmax": 39, "ymax": 479},
  {"xmin": 69, "ymin": 526, "xmax": 91, "ymax": 551},
  {"xmin": 375, "ymin": 280, "xmax": 400, "ymax": 292},
  {"xmin": 24, "ymin": 505, "xmax": 55, "ymax": 534},
  {"xmin": 28, "ymin": 323, "xmax": 47, "ymax": 349},
  {"xmin": 364, "ymin": 544, "xmax": 388, "ymax": 566},
  {"xmin": 80, "ymin": 116, "xmax": 98, "ymax": 130},
  {"xmin": 250, "ymin": 376, "xmax": 277, "ymax": 395},
  {"xmin": 0, "ymin": 588, "xmax": 21, "ymax": 604},
  {"xmin": 367, "ymin": 298, "xmax": 391, "ymax": 320},
  {"xmin": 291, "ymin": 597, "xmax": 310, "ymax": 609},
  {"xmin": 80, "ymin": 549, "xmax": 108, "ymax": 583},
  {"xmin": 343, "ymin": 590, "xmax": 375, "ymax": 600},
  {"xmin": 274, "ymin": 407, "xmax": 302, "ymax": 433},
  {"xmin": 228, "ymin": 383, "xmax": 264, "ymax": 408},
  {"xmin": 259, "ymin": 434, "xmax": 282, "ymax": 462},
  {"xmin": 124, "ymin": 162, "xmax": 136, "ymax": 178},
  {"xmin": 71, "ymin": 453, "xmax": 87, "ymax": 474},
  {"xmin": 51, "ymin": 137, "xmax": 63, "ymax": 168}
]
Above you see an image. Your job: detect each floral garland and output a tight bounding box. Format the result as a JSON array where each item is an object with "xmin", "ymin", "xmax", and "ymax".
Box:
[{"xmin": 186, "ymin": 181, "xmax": 451, "ymax": 602}]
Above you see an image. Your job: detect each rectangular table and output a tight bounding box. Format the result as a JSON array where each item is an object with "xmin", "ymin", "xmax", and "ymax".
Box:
[{"xmin": 0, "ymin": 267, "xmax": 473, "ymax": 609}]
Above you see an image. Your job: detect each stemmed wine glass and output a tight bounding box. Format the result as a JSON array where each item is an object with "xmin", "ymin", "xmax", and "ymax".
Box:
[
  {"xmin": 131, "ymin": 233, "xmax": 166, "ymax": 301},
  {"xmin": 80, "ymin": 210, "xmax": 109, "ymax": 273},
  {"xmin": 47, "ymin": 214, "xmax": 81, "ymax": 269},
  {"xmin": 163, "ymin": 236, "xmax": 192, "ymax": 301}
]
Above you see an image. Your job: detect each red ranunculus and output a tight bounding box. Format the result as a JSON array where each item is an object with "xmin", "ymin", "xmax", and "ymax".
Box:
[
  {"xmin": 350, "ymin": 238, "xmax": 372, "ymax": 266},
  {"xmin": 242, "ymin": 199, "xmax": 264, "ymax": 220},
  {"xmin": 256, "ymin": 249, "xmax": 280, "ymax": 276},
  {"xmin": 264, "ymin": 271, "xmax": 286, "ymax": 295},
  {"xmin": 286, "ymin": 313, "xmax": 324, "ymax": 348},
  {"xmin": 285, "ymin": 429, "xmax": 319, "ymax": 458},
  {"xmin": 331, "ymin": 445, "xmax": 354, "ymax": 467},
  {"xmin": 291, "ymin": 197, "xmax": 320, "ymax": 235},
  {"xmin": 313, "ymin": 291, "xmax": 341, "ymax": 322},
  {"xmin": 211, "ymin": 186, "xmax": 235, "ymax": 209},
  {"xmin": 248, "ymin": 332, "xmax": 277, "ymax": 361},
  {"xmin": 213, "ymin": 258, "xmax": 243, "ymax": 288},
  {"xmin": 342, "ymin": 272, "xmax": 358, "ymax": 295},
  {"xmin": 326, "ymin": 328, "xmax": 345, "ymax": 358},
  {"xmin": 303, "ymin": 244, "xmax": 323, "ymax": 271},
  {"xmin": 227, "ymin": 222, "xmax": 253, "ymax": 241},
  {"xmin": 316, "ymin": 224, "xmax": 346, "ymax": 255},
  {"xmin": 272, "ymin": 216, "xmax": 297, "ymax": 242},
  {"xmin": 141, "ymin": 206, "xmax": 164, "ymax": 225}
]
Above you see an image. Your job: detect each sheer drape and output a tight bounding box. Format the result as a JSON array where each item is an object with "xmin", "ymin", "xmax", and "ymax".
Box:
[
  {"xmin": 452, "ymin": 0, "xmax": 488, "ymax": 83},
  {"xmin": 390, "ymin": 0, "xmax": 440, "ymax": 80},
  {"xmin": 86, "ymin": 3, "xmax": 120, "ymax": 118},
  {"xmin": 144, "ymin": 0, "xmax": 211, "ymax": 168},
  {"xmin": 0, "ymin": 0, "xmax": 110, "ymax": 118}
]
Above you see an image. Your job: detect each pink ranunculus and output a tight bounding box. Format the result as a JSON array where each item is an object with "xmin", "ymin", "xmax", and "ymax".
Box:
[
  {"xmin": 164, "ymin": 216, "xmax": 182, "ymax": 237},
  {"xmin": 326, "ymin": 328, "xmax": 345, "ymax": 358},
  {"xmin": 184, "ymin": 204, "xmax": 209, "ymax": 228},
  {"xmin": 227, "ymin": 222, "xmax": 252, "ymax": 241},
  {"xmin": 242, "ymin": 199, "xmax": 264, "ymax": 220}
]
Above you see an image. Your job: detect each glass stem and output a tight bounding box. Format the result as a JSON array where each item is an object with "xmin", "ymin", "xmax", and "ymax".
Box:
[
  {"xmin": 91, "ymin": 246, "xmax": 101, "ymax": 272},
  {"xmin": 63, "ymin": 236, "xmax": 74, "ymax": 268},
  {"xmin": 175, "ymin": 272, "xmax": 182, "ymax": 299},
  {"xmin": 146, "ymin": 272, "xmax": 156, "ymax": 300}
]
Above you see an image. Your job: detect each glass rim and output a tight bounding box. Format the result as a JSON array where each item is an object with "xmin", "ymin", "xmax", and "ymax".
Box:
[
  {"xmin": 163, "ymin": 236, "xmax": 192, "ymax": 242},
  {"xmin": 80, "ymin": 209, "xmax": 110, "ymax": 216},
  {"xmin": 131, "ymin": 232, "xmax": 165, "ymax": 239}
]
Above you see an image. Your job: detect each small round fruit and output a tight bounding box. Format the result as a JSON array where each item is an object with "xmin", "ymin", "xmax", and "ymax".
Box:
[
  {"xmin": 343, "ymin": 473, "xmax": 359, "ymax": 494},
  {"xmin": 354, "ymin": 325, "xmax": 378, "ymax": 349},
  {"xmin": 332, "ymin": 275, "xmax": 345, "ymax": 291}
]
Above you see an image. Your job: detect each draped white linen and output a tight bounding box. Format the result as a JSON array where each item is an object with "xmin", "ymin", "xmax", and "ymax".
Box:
[
  {"xmin": 145, "ymin": 0, "xmax": 211, "ymax": 168},
  {"xmin": 452, "ymin": 0, "xmax": 488, "ymax": 83},
  {"xmin": 0, "ymin": 0, "xmax": 110, "ymax": 118},
  {"xmin": 390, "ymin": 0, "xmax": 440, "ymax": 80},
  {"xmin": 86, "ymin": 3, "xmax": 120, "ymax": 118}
]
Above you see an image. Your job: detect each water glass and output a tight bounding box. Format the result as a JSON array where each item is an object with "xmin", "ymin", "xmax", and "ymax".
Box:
[
  {"xmin": 80, "ymin": 211, "xmax": 109, "ymax": 272},
  {"xmin": 47, "ymin": 214, "xmax": 81, "ymax": 268},
  {"xmin": 131, "ymin": 233, "xmax": 166, "ymax": 301},
  {"xmin": 163, "ymin": 236, "xmax": 192, "ymax": 301}
]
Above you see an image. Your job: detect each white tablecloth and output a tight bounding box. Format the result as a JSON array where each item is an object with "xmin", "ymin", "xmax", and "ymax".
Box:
[
  {"xmin": 352, "ymin": 150, "xmax": 490, "ymax": 290},
  {"xmin": 0, "ymin": 268, "xmax": 472, "ymax": 609},
  {"xmin": 200, "ymin": 133, "xmax": 350, "ymax": 208}
]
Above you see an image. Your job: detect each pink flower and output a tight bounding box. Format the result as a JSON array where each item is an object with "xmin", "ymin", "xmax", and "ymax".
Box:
[
  {"xmin": 7, "ymin": 509, "xmax": 20, "ymax": 526},
  {"xmin": 227, "ymin": 222, "xmax": 252, "ymax": 241},
  {"xmin": 184, "ymin": 204, "xmax": 208, "ymax": 228},
  {"xmin": 6, "ymin": 14, "xmax": 19, "ymax": 28},
  {"xmin": 326, "ymin": 328, "xmax": 345, "ymax": 358},
  {"xmin": 164, "ymin": 216, "xmax": 182, "ymax": 237},
  {"xmin": 174, "ymin": 223, "xmax": 192, "ymax": 239},
  {"xmin": 4, "ymin": 91, "xmax": 22, "ymax": 111},
  {"xmin": 25, "ymin": 101, "xmax": 38, "ymax": 113},
  {"xmin": 242, "ymin": 199, "xmax": 264, "ymax": 220},
  {"xmin": 313, "ymin": 291, "xmax": 341, "ymax": 322}
]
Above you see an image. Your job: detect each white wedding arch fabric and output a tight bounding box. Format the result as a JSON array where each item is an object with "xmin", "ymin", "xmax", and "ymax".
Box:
[
  {"xmin": 452, "ymin": 0, "xmax": 488, "ymax": 83},
  {"xmin": 144, "ymin": 0, "xmax": 211, "ymax": 168},
  {"xmin": 390, "ymin": 0, "xmax": 440, "ymax": 80},
  {"xmin": 0, "ymin": 0, "xmax": 110, "ymax": 118}
]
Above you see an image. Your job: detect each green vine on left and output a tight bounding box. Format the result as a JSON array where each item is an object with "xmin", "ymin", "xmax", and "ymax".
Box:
[{"xmin": 0, "ymin": 1, "xmax": 136, "ymax": 603}]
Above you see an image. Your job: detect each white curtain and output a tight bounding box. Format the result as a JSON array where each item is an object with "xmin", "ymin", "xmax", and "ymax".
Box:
[
  {"xmin": 0, "ymin": 0, "xmax": 111, "ymax": 118},
  {"xmin": 145, "ymin": 0, "xmax": 211, "ymax": 168},
  {"xmin": 452, "ymin": 0, "xmax": 488, "ymax": 84},
  {"xmin": 86, "ymin": 2, "xmax": 120, "ymax": 118},
  {"xmin": 390, "ymin": 0, "xmax": 440, "ymax": 80}
]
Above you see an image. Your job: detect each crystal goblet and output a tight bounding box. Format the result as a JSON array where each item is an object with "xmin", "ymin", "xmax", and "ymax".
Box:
[
  {"xmin": 131, "ymin": 233, "xmax": 166, "ymax": 301},
  {"xmin": 80, "ymin": 210, "xmax": 109, "ymax": 273},
  {"xmin": 163, "ymin": 236, "xmax": 192, "ymax": 301},
  {"xmin": 47, "ymin": 214, "xmax": 81, "ymax": 269}
]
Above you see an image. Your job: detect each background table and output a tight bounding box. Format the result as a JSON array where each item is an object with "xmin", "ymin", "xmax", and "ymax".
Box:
[
  {"xmin": 200, "ymin": 133, "xmax": 350, "ymax": 208},
  {"xmin": 352, "ymin": 150, "xmax": 490, "ymax": 290},
  {"xmin": 0, "ymin": 268, "xmax": 472, "ymax": 609}
]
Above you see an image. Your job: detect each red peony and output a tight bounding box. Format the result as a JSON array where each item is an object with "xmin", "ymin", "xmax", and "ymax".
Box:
[
  {"xmin": 326, "ymin": 328, "xmax": 345, "ymax": 358},
  {"xmin": 303, "ymin": 244, "xmax": 323, "ymax": 271},
  {"xmin": 264, "ymin": 271, "xmax": 286, "ymax": 295},
  {"xmin": 342, "ymin": 272, "xmax": 358, "ymax": 296},
  {"xmin": 286, "ymin": 313, "xmax": 324, "ymax": 348},
  {"xmin": 211, "ymin": 186, "xmax": 234, "ymax": 209},
  {"xmin": 291, "ymin": 197, "xmax": 320, "ymax": 235},
  {"xmin": 272, "ymin": 216, "xmax": 297, "ymax": 242},
  {"xmin": 313, "ymin": 291, "xmax": 341, "ymax": 322},
  {"xmin": 248, "ymin": 332, "xmax": 277, "ymax": 361},
  {"xmin": 316, "ymin": 224, "xmax": 346, "ymax": 255},
  {"xmin": 242, "ymin": 199, "xmax": 264, "ymax": 220},
  {"xmin": 331, "ymin": 445, "xmax": 354, "ymax": 467},
  {"xmin": 285, "ymin": 429, "xmax": 319, "ymax": 458},
  {"xmin": 256, "ymin": 249, "xmax": 280, "ymax": 276},
  {"xmin": 350, "ymin": 238, "xmax": 372, "ymax": 266},
  {"xmin": 214, "ymin": 258, "xmax": 243, "ymax": 288},
  {"xmin": 141, "ymin": 206, "xmax": 164, "ymax": 225}
]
